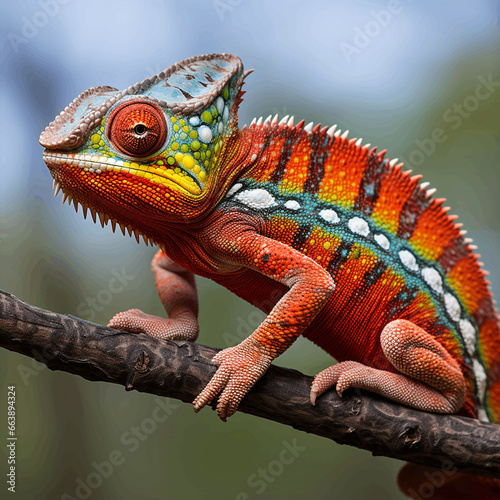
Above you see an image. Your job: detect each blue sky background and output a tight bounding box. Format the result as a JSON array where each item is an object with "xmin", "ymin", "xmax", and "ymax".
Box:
[{"xmin": 1, "ymin": 1, "xmax": 499, "ymax": 499}]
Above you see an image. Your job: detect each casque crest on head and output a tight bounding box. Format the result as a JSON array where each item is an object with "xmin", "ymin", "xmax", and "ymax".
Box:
[{"xmin": 40, "ymin": 54, "xmax": 249, "ymax": 195}]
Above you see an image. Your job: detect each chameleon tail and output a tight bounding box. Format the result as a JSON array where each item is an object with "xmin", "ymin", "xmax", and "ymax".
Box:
[{"xmin": 398, "ymin": 463, "xmax": 500, "ymax": 500}]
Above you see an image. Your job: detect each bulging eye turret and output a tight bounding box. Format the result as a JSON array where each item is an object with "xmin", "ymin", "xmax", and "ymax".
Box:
[{"xmin": 107, "ymin": 101, "xmax": 167, "ymax": 157}]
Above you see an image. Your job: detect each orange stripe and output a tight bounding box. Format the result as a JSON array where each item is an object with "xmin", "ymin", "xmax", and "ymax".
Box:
[
  {"xmin": 372, "ymin": 169, "xmax": 415, "ymax": 235},
  {"xmin": 267, "ymin": 215, "xmax": 300, "ymax": 247},
  {"xmin": 280, "ymin": 136, "xmax": 312, "ymax": 193},
  {"xmin": 301, "ymin": 227, "xmax": 341, "ymax": 269},
  {"xmin": 318, "ymin": 138, "xmax": 368, "ymax": 209},
  {"xmin": 447, "ymin": 255, "xmax": 489, "ymax": 316},
  {"xmin": 410, "ymin": 204, "xmax": 457, "ymax": 261},
  {"xmin": 478, "ymin": 319, "xmax": 500, "ymax": 423}
]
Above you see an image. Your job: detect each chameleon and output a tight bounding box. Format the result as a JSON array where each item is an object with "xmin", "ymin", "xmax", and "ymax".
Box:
[{"xmin": 40, "ymin": 53, "xmax": 499, "ymax": 498}]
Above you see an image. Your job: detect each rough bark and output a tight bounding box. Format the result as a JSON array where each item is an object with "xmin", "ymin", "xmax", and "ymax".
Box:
[{"xmin": 1, "ymin": 289, "xmax": 499, "ymax": 478}]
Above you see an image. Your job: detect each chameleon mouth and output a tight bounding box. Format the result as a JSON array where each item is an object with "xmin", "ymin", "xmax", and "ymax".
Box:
[
  {"xmin": 42, "ymin": 150, "xmax": 202, "ymax": 195},
  {"xmin": 46, "ymin": 174, "xmax": 168, "ymax": 251}
]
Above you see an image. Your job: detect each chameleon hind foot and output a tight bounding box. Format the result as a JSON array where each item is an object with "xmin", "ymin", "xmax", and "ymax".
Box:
[
  {"xmin": 108, "ymin": 250, "xmax": 199, "ymax": 341},
  {"xmin": 108, "ymin": 308, "xmax": 199, "ymax": 341},
  {"xmin": 310, "ymin": 319, "xmax": 466, "ymax": 413}
]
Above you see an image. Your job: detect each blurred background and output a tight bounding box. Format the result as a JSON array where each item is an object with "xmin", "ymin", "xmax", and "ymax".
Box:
[{"xmin": 1, "ymin": 1, "xmax": 499, "ymax": 499}]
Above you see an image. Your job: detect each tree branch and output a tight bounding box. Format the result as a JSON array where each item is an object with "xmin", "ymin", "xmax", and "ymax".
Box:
[{"xmin": 1, "ymin": 289, "xmax": 499, "ymax": 478}]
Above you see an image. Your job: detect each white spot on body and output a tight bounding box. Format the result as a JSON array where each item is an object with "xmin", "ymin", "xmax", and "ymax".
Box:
[
  {"xmin": 223, "ymin": 105, "xmax": 229, "ymax": 122},
  {"xmin": 189, "ymin": 116, "xmax": 200, "ymax": 126},
  {"xmin": 235, "ymin": 189, "xmax": 277, "ymax": 209},
  {"xmin": 460, "ymin": 319, "xmax": 476, "ymax": 357},
  {"xmin": 216, "ymin": 96, "xmax": 224, "ymax": 114},
  {"xmin": 218, "ymin": 122, "xmax": 224, "ymax": 134},
  {"xmin": 477, "ymin": 407, "xmax": 489, "ymax": 422},
  {"xmin": 444, "ymin": 293, "xmax": 461, "ymax": 322},
  {"xmin": 284, "ymin": 200, "xmax": 301, "ymax": 210},
  {"xmin": 472, "ymin": 358, "xmax": 487, "ymax": 403},
  {"xmin": 319, "ymin": 209, "xmax": 340, "ymax": 224},
  {"xmin": 399, "ymin": 250, "xmax": 419, "ymax": 272},
  {"xmin": 348, "ymin": 217, "xmax": 370, "ymax": 237},
  {"xmin": 421, "ymin": 267, "xmax": 443, "ymax": 294},
  {"xmin": 374, "ymin": 233, "xmax": 390, "ymax": 250},
  {"xmin": 227, "ymin": 183, "xmax": 243, "ymax": 197},
  {"xmin": 198, "ymin": 125, "xmax": 212, "ymax": 143}
]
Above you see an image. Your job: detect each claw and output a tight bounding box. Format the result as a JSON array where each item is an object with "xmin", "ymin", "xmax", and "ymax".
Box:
[{"xmin": 192, "ymin": 339, "xmax": 273, "ymax": 420}]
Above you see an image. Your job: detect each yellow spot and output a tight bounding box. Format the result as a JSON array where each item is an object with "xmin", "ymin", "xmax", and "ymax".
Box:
[
  {"xmin": 173, "ymin": 124, "xmax": 179, "ymax": 132},
  {"xmin": 190, "ymin": 130, "xmax": 198, "ymax": 139},
  {"xmin": 181, "ymin": 144, "xmax": 189, "ymax": 153},
  {"xmin": 91, "ymin": 134, "xmax": 100, "ymax": 144},
  {"xmin": 324, "ymin": 241, "xmax": 331, "ymax": 250},
  {"xmin": 202, "ymin": 110, "xmax": 212, "ymax": 123},
  {"xmin": 171, "ymin": 142, "xmax": 179, "ymax": 150},
  {"xmin": 175, "ymin": 152, "xmax": 184, "ymax": 164},
  {"xmin": 309, "ymin": 239, "xmax": 315, "ymax": 245},
  {"xmin": 99, "ymin": 140, "xmax": 104, "ymax": 147},
  {"xmin": 193, "ymin": 165, "xmax": 200, "ymax": 174},
  {"xmin": 179, "ymin": 119, "xmax": 186, "ymax": 126},
  {"xmin": 130, "ymin": 162, "xmax": 139, "ymax": 170},
  {"xmin": 182, "ymin": 126, "xmax": 189, "ymax": 133},
  {"xmin": 182, "ymin": 154, "xmax": 195, "ymax": 169},
  {"xmin": 170, "ymin": 116, "xmax": 177, "ymax": 123},
  {"xmin": 198, "ymin": 171, "xmax": 206, "ymax": 182}
]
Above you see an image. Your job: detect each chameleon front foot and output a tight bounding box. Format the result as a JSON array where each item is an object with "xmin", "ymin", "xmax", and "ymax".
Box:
[
  {"xmin": 108, "ymin": 308, "xmax": 199, "ymax": 341},
  {"xmin": 193, "ymin": 338, "xmax": 273, "ymax": 421}
]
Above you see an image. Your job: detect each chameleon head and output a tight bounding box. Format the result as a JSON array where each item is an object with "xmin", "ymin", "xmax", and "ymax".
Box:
[{"xmin": 40, "ymin": 54, "xmax": 248, "ymax": 243}]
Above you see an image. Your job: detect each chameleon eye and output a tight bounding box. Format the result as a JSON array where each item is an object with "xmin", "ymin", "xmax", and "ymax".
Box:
[{"xmin": 107, "ymin": 101, "xmax": 167, "ymax": 157}]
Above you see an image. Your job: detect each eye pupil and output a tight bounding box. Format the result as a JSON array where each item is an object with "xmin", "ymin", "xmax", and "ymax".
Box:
[{"xmin": 134, "ymin": 124, "xmax": 146, "ymax": 135}]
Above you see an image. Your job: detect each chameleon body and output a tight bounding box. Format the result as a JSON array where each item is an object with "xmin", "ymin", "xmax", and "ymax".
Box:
[{"xmin": 40, "ymin": 54, "xmax": 500, "ymax": 498}]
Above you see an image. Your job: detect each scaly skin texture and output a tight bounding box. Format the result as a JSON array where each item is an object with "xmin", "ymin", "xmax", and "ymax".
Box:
[{"xmin": 40, "ymin": 54, "xmax": 500, "ymax": 499}]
